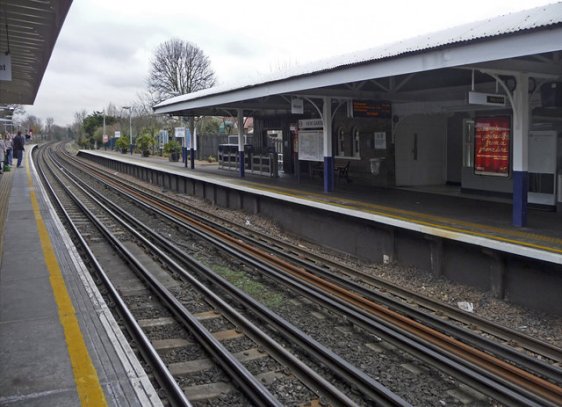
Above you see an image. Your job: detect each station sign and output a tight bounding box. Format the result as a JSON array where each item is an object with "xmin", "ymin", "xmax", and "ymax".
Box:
[
  {"xmin": 298, "ymin": 119, "xmax": 323, "ymax": 129},
  {"xmin": 291, "ymin": 98, "xmax": 304, "ymax": 114},
  {"xmin": 102, "ymin": 134, "xmax": 108, "ymax": 143},
  {"xmin": 114, "ymin": 131, "xmax": 121, "ymax": 138},
  {"xmin": 175, "ymin": 127, "xmax": 186, "ymax": 138},
  {"xmin": 468, "ymin": 91, "xmax": 506, "ymax": 107},
  {"xmin": 352, "ymin": 100, "xmax": 391, "ymax": 118}
]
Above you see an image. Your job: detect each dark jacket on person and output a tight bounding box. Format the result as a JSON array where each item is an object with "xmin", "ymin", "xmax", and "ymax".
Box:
[{"xmin": 13, "ymin": 134, "xmax": 25, "ymax": 152}]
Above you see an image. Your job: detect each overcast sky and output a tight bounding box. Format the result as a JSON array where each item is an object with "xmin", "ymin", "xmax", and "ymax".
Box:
[{"xmin": 24, "ymin": 0, "xmax": 556, "ymax": 127}]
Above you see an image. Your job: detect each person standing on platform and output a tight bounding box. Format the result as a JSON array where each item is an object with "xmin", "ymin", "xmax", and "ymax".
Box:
[
  {"xmin": 5, "ymin": 134, "xmax": 13, "ymax": 167},
  {"xmin": 0, "ymin": 136, "xmax": 5, "ymax": 174},
  {"xmin": 13, "ymin": 131, "xmax": 25, "ymax": 168}
]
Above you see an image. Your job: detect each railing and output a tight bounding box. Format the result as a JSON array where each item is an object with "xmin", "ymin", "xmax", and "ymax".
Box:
[
  {"xmin": 250, "ymin": 153, "xmax": 278, "ymax": 177},
  {"xmin": 218, "ymin": 145, "xmax": 278, "ymax": 177}
]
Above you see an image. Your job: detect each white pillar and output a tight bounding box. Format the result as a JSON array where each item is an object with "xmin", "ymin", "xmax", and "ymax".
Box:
[
  {"xmin": 237, "ymin": 109, "xmax": 245, "ymax": 177},
  {"xmin": 322, "ymin": 97, "xmax": 332, "ymax": 158},
  {"xmin": 323, "ymin": 97, "xmax": 334, "ymax": 192},
  {"xmin": 512, "ymin": 73, "xmax": 529, "ymax": 174},
  {"xmin": 237, "ymin": 109, "xmax": 244, "ymax": 152},
  {"xmin": 512, "ymin": 73, "xmax": 529, "ymax": 227}
]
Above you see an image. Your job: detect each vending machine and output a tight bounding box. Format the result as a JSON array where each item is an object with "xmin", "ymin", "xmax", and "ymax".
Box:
[{"xmin": 528, "ymin": 131, "xmax": 558, "ymax": 207}]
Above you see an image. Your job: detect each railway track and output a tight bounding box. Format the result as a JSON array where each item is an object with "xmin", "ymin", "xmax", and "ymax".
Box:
[
  {"xmin": 38, "ymin": 143, "xmax": 562, "ymax": 406},
  {"xmin": 37, "ymin": 144, "xmax": 411, "ymax": 405}
]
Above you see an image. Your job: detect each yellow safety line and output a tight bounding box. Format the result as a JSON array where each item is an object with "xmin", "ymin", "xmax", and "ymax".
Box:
[
  {"xmin": 26, "ymin": 161, "xmax": 107, "ymax": 406},
  {"xmin": 243, "ymin": 182, "xmax": 562, "ymax": 255}
]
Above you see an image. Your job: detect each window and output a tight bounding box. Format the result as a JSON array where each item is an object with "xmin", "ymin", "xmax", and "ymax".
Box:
[
  {"xmin": 336, "ymin": 126, "xmax": 361, "ymax": 159},
  {"xmin": 337, "ymin": 127, "xmax": 346, "ymax": 156},
  {"xmin": 463, "ymin": 119, "xmax": 474, "ymax": 167},
  {"xmin": 352, "ymin": 127, "xmax": 361, "ymax": 157}
]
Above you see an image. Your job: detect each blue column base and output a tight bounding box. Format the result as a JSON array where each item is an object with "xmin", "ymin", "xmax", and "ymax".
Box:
[
  {"xmin": 512, "ymin": 170, "xmax": 528, "ymax": 227},
  {"xmin": 324, "ymin": 156, "xmax": 334, "ymax": 193},
  {"xmin": 239, "ymin": 151, "xmax": 245, "ymax": 177},
  {"xmin": 190, "ymin": 148, "xmax": 195, "ymax": 169}
]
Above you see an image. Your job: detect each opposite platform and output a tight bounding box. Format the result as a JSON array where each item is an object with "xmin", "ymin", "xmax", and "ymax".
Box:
[
  {"xmin": 0, "ymin": 148, "xmax": 161, "ymax": 406},
  {"xmin": 79, "ymin": 148, "xmax": 562, "ymax": 313},
  {"xmin": 81, "ymin": 149, "xmax": 562, "ymax": 263}
]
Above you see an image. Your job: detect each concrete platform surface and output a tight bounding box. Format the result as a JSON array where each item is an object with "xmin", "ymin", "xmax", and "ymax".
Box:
[{"xmin": 0, "ymin": 149, "xmax": 162, "ymax": 406}]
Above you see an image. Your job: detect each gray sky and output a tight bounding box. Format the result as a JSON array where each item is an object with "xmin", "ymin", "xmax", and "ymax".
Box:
[{"xmin": 24, "ymin": 0, "xmax": 556, "ymax": 127}]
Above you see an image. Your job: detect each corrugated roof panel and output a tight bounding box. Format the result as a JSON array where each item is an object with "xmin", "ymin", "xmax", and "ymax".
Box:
[{"xmin": 155, "ymin": 2, "xmax": 562, "ymax": 109}]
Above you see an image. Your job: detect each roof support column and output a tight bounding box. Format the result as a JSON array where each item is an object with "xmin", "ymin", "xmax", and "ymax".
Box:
[
  {"xmin": 323, "ymin": 97, "xmax": 334, "ymax": 192},
  {"xmin": 237, "ymin": 109, "xmax": 245, "ymax": 178},
  {"xmin": 512, "ymin": 73, "xmax": 529, "ymax": 227}
]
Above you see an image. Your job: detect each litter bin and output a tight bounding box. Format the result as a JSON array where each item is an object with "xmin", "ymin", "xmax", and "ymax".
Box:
[{"xmin": 369, "ymin": 157, "xmax": 384, "ymax": 175}]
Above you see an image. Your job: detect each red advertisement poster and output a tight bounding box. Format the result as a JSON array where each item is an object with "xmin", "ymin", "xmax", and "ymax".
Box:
[{"xmin": 474, "ymin": 116, "xmax": 510, "ymax": 176}]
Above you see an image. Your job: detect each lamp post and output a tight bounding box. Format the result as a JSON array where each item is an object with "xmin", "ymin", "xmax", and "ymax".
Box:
[{"xmin": 122, "ymin": 106, "xmax": 132, "ymax": 154}]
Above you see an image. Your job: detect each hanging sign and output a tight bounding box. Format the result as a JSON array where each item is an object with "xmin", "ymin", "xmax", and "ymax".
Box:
[
  {"xmin": 468, "ymin": 91, "xmax": 506, "ymax": 107},
  {"xmin": 174, "ymin": 127, "xmax": 186, "ymax": 138},
  {"xmin": 0, "ymin": 54, "xmax": 12, "ymax": 81},
  {"xmin": 291, "ymin": 98, "xmax": 304, "ymax": 114},
  {"xmin": 474, "ymin": 116, "xmax": 510, "ymax": 176}
]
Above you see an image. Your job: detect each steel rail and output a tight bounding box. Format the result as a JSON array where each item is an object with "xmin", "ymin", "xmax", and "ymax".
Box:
[
  {"xmin": 83, "ymin": 165, "xmax": 562, "ymax": 407},
  {"xmin": 49, "ymin": 148, "xmax": 362, "ymax": 407},
  {"xmin": 43, "ymin": 148, "xmax": 283, "ymax": 407},
  {"xmin": 57, "ymin": 146, "xmax": 562, "ymax": 405},
  {"xmin": 34, "ymin": 146, "xmax": 192, "ymax": 407},
  {"xmin": 75, "ymin": 169, "xmax": 411, "ymax": 407},
  {"xmin": 64, "ymin": 147, "xmax": 562, "ymax": 366}
]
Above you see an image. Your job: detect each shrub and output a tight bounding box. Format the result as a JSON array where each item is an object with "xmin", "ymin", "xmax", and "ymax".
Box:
[
  {"xmin": 136, "ymin": 134, "xmax": 154, "ymax": 155},
  {"xmin": 163, "ymin": 140, "xmax": 181, "ymax": 155},
  {"xmin": 115, "ymin": 136, "xmax": 129, "ymax": 152}
]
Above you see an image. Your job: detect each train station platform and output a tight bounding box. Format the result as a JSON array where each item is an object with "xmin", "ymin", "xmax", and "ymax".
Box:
[
  {"xmin": 79, "ymin": 147, "xmax": 562, "ymax": 314},
  {"xmin": 0, "ymin": 149, "xmax": 161, "ymax": 406},
  {"xmin": 83, "ymin": 148, "xmax": 562, "ymax": 261}
]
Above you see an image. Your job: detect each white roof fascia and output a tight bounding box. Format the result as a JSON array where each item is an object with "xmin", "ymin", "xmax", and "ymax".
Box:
[{"xmin": 154, "ymin": 27, "xmax": 562, "ymax": 115}]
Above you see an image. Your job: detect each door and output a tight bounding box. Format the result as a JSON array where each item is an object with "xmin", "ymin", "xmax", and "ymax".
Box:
[{"xmin": 395, "ymin": 115, "xmax": 447, "ymax": 186}]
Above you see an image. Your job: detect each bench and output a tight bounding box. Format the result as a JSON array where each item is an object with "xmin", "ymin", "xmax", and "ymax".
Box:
[
  {"xmin": 335, "ymin": 161, "xmax": 351, "ymax": 183},
  {"xmin": 310, "ymin": 161, "xmax": 351, "ymax": 183}
]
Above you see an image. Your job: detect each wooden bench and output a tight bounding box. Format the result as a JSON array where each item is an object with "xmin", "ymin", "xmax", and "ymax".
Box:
[{"xmin": 335, "ymin": 161, "xmax": 351, "ymax": 183}]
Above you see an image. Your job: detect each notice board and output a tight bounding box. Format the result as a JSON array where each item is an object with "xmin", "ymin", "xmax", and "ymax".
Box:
[
  {"xmin": 474, "ymin": 116, "xmax": 510, "ymax": 176},
  {"xmin": 298, "ymin": 130, "xmax": 323, "ymax": 162}
]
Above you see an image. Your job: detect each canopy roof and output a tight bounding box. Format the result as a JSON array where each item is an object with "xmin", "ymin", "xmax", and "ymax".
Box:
[
  {"xmin": 0, "ymin": 0, "xmax": 72, "ymax": 105},
  {"xmin": 154, "ymin": 2, "xmax": 562, "ymax": 117}
]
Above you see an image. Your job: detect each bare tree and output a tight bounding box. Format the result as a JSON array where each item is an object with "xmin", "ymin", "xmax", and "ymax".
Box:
[
  {"xmin": 46, "ymin": 117, "xmax": 54, "ymax": 140},
  {"xmin": 148, "ymin": 38, "xmax": 216, "ymax": 103}
]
